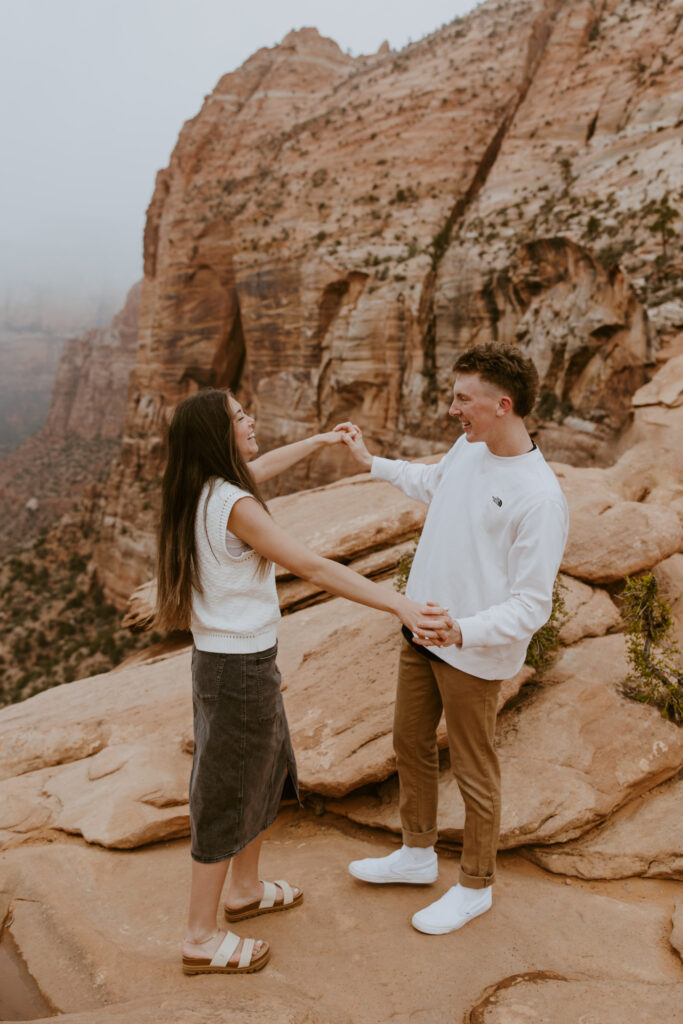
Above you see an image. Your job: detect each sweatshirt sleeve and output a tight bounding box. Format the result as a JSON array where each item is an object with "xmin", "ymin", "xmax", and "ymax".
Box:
[
  {"xmin": 371, "ymin": 450, "xmax": 451, "ymax": 504},
  {"xmin": 456, "ymin": 498, "xmax": 569, "ymax": 650}
]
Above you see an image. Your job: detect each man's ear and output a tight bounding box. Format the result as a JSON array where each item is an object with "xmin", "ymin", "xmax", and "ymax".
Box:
[{"xmin": 496, "ymin": 395, "xmax": 513, "ymax": 416}]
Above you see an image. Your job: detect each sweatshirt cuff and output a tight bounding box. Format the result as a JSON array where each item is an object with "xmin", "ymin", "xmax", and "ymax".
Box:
[
  {"xmin": 370, "ymin": 456, "xmax": 395, "ymax": 481},
  {"xmin": 456, "ymin": 615, "xmax": 490, "ymax": 649}
]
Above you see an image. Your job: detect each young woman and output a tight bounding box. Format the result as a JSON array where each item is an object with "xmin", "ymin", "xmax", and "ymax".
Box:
[{"xmin": 155, "ymin": 388, "xmax": 450, "ymax": 975}]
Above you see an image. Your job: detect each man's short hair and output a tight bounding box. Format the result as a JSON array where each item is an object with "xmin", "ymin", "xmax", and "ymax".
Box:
[{"xmin": 453, "ymin": 343, "xmax": 539, "ymax": 418}]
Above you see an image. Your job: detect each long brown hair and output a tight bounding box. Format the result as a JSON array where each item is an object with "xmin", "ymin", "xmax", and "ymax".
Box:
[{"xmin": 155, "ymin": 388, "xmax": 269, "ymax": 632}]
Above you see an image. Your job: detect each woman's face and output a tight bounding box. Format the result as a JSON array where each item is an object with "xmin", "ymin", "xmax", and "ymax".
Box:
[{"xmin": 228, "ymin": 395, "xmax": 258, "ymax": 460}]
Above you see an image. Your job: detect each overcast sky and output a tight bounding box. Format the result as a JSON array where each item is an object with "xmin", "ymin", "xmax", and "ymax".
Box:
[{"xmin": 0, "ymin": 0, "xmax": 478, "ymax": 310}]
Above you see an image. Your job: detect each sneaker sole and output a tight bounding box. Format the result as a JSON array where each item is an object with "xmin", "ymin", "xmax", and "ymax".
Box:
[
  {"xmin": 348, "ymin": 865, "xmax": 438, "ymax": 885},
  {"xmin": 411, "ymin": 902, "xmax": 491, "ymax": 934}
]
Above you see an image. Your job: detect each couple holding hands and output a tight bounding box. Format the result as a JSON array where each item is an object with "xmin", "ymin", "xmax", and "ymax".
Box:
[{"xmin": 155, "ymin": 343, "xmax": 568, "ymax": 974}]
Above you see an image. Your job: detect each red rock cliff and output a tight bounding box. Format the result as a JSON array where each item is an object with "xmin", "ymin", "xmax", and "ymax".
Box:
[
  {"xmin": 92, "ymin": 0, "xmax": 682, "ymax": 604},
  {"xmin": 0, "ymin": 284, "xmax": 140, "ymax": 556}
]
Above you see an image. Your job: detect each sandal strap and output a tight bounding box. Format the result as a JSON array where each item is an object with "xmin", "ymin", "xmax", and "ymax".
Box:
[
  {"xmin": 238, "ymin": 937, "xmax": 255, "ymax": 969},
  {"xmin": 211, "ymin": 931, "xmax": 240, "ymax": 967},
  {"xmin": 274, "ymin": 879, "xmax": 294, "ymax": 905},
  {"xmin": 260, "ymin": 880, "xmax": 277, "ymax": 908}
]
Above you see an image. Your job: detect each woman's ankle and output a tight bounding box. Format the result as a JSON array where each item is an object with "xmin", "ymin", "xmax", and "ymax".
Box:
[{"xmin": 185, "ymin": 927, "xmax": 219, "ymax": 946}]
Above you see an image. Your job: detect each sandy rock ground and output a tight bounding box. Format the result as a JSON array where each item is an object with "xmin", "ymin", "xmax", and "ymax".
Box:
[{"xmin": 2, "ymin": 810, "xmax": 682, "ymax": 1024}]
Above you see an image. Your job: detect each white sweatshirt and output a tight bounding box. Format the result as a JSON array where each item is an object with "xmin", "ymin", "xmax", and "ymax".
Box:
[{"xmin": 372, "ymin": 437, "xmax": 569, "ymax": 679}]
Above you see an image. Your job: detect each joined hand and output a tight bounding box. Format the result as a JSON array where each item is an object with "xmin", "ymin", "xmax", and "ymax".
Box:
[{"xmin": 411, "ymin": 602, "xmax": 461, "ymax": 648}]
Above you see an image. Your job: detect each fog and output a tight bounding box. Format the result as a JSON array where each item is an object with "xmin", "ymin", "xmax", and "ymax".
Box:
[{"xmin": 0, "ymin": 0, "xmax": 477, "ymax": 312}]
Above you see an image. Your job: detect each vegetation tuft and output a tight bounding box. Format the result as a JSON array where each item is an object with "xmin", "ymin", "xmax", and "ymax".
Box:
[
  {"xmin": 0, "ymin": 531, "xmax": 159, "ymax": 707},
  {"xmin": 524, "ymin": 576, "xmax": 567, "ymax": 674},
  {"xmin": 621, "ymin": 573, "xmax": 682, "ymax": 725}
]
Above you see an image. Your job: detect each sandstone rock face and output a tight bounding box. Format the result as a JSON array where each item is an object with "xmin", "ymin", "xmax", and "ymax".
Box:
[
  {"xmin": 90, "ymin": 0, "xmax": 681, "ymax": 602},
  {"xmin": 43, "ymin": 283, "xmax": 140, "ymax": 441},
  {"xmin": 653, "ymin": 552, "xmax": 683, "ymax": 650},
  {"xmin": 43, "ymin": 743, "xmax": 191, "ymax": 849},
  {"xmin": 2, "ymin": 821, "xmax": 680, "ymax": 1024},
  {"xmin": 0, "ymin": 284, "xmax": 140, "ymax": 556},
  {"xmin": 672, "ymin": 902, "xmax": 683, "ymax": 964},
  {"xmin": 0, "ymin": 649, "xmax": 192, "ymax": 850},
  {"xmin": 466, "ymin": 976, "xmax": 683, "ymax": 1024},
  {"xmin": 524, "ymin": 775, "xmax": 683, "ymax": 880},
  {"xmin": 633, "ymin": 353, "xmax": 683, "ymax": 409},
  {"xmin": 558, "ymin": 573, "xmax": 621, "ymax": 645},
  {"xmin": 561, "ymin": 500, "xmax": 683, "ymax": 583},
  {"xmin": 327, "ymin": 635, "xmax": 683, "ymax": 847}
]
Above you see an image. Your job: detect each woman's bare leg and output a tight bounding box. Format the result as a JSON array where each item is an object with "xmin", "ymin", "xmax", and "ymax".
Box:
[
  {"xmin": 225, "ymin": 828, "xmax": 301, "ymax": 910},
  {"xmin": 182, "ymin": 843, "xmax": 265, "ymax": 964}
]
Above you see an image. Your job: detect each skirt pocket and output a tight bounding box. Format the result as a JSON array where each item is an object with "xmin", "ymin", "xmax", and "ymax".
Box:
[
  {"xmin": 191, "ymin": 647, "xmax": 227, "ymax": 700},
  {"xmin": 247, "ymin": 644, "xmax": 281, "ymax": 722}
]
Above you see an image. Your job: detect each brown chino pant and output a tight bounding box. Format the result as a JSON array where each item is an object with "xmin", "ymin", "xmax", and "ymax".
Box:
[{"xmin": 393, "ymin": 637, "xmax": 502, "ymax": 889}]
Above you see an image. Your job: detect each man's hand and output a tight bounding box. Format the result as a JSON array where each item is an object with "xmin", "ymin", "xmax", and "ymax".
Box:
[
  {"xmin": 336, "ymin": 423, "xmax": 373, "ymax": 471},
  {"xmin": 414, "ymin": 621, "xmax": 462, "ymax": 648},
  {"xmin": 397, "ymin": 599, "xmax": 453, "ymax": 645},
  {"xmin": 410, "ymin": 601, "xmax": 462, "ymax": 648},
  {"xmin": 317, "ymin": 422, "xmax": 360, "ymax": 447}
]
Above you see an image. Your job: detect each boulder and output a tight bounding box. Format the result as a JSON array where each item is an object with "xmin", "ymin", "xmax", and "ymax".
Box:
[
  {"xmin": 0, "ymin": 650, "xmax": 194, "ymax": 850},
  {"xmin": 523, "ymin": 774, "xmax": 683, "ymax": 880},
  {"xmin": 561, "ymin": 501, "xmax": 683, "ymax": 583},
  {"xmin": 558, "ymin": 573, "xmax": 621, "ymax": 646},
  {"xmin": 327, "ymin": 635, "xmax": 683, "ymax": 847},
  {"xmin": 632, "ymin": 352, "xmax": 683, "ymax": 409},
  {"xmin": 43, "ymin": 743, "xmax": 191, "ymax": 849},
  {"xmin": 653, "ymin": 552, "xmax": 683, "ymax": 650}
]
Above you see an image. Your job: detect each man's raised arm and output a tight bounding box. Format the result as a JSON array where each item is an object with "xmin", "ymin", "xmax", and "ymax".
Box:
[{"xmin": 338, "ymin": 426, "xmax": 450, "ymax": 505}]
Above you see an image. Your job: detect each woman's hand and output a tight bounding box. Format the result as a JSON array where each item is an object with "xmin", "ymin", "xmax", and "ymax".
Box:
[
  {"xmin": 397, "ymin": 598, "xmax": 454, "ymax": 645},
  {"xmin": 337, "ymin": 424, "xmax": 373, "ymax": 471},
  {"xmin": 315, "ymin": 422, "xmax": 360, "ymax": 447}
]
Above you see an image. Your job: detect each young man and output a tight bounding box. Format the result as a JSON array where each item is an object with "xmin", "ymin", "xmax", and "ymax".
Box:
[{"xmin": 341, "ymin": 343, "xmax": 569, "ymax": 934}]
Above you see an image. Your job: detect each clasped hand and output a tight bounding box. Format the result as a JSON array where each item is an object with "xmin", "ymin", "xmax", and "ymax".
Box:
[{"xmin": 403, "ymin": 601, "xmax": 461, "ymax": 649}]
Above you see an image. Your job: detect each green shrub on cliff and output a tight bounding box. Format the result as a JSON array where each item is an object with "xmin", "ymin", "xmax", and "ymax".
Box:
[
  {"xmin": 524, "ymin": 576, "xmax": 566, "ymax": 674},
  {"xmin": 621, "ymin": 572, "xmax": 683, "ymax": 725}
]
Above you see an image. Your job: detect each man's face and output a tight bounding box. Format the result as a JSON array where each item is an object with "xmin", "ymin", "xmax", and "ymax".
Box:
[{"xmin": 449, "ymin": 373, "xmax": 508, "ymax": 444}]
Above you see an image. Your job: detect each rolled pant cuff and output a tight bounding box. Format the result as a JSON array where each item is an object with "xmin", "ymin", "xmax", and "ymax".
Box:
[
  {"xmin": 459, "ymin": 868, "xmax": 495, "ymax": 890},
  {"xmin": 402, "ymin": 827, "xmax": 438, "ymax": 848}
]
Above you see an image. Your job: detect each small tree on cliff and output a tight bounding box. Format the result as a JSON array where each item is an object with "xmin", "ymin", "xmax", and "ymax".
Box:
[
  {"xmin": 648, "ymin": 193, "xmax": 679, "ymax": 274},
  {"xmin": 621, "ymin": 572, "xmax": 683, "ymax": 725}
]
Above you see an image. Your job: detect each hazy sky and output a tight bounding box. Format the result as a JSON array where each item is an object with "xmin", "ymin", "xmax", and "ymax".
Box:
[{"xmin": 0, "ymin": 0, "xmax": 478, "ymax": 308}]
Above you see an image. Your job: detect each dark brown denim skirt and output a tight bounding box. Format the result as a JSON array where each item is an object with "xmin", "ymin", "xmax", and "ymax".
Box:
[{"xmin": 189, "ymin": 644, "xmax": 299, "ymax": 864}]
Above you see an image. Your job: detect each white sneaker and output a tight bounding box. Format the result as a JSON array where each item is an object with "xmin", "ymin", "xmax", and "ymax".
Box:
[
  {"xmin": 348, "ymin": 848, "xmax": 438, "ymax": 885},
  {"xmin": 411, "ymin": 884, "xmax": 492, "ymax": 934}
]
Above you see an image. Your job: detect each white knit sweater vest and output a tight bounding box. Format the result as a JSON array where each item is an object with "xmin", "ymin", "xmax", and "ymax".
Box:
[{"xmin": 191, "ymin": 478, "xmax": 280, "ymax": 653}]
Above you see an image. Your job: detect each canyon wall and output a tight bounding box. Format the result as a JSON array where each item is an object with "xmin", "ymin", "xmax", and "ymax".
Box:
[
  {"xmin": 0, "ymin": 284, "xmax": 140, "ymax": 556},
  {"xmin": 89, "ymin": 0, "xmax": 682, "ymax": 604}
]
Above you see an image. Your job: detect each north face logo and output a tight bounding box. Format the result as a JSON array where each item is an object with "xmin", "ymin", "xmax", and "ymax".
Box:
[{"xmin": 491, "ymin": 496, "xmax": 503, "ymax": 507}]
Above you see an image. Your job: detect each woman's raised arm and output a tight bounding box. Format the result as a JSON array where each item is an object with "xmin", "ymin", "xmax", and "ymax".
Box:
[
  {"xmin": 229, "ymin": 496, "xmax": 451, "ymax": 641},
  {"xmin": 249, "ymin": 423, "xmax": 358, "ymax": 484}
]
